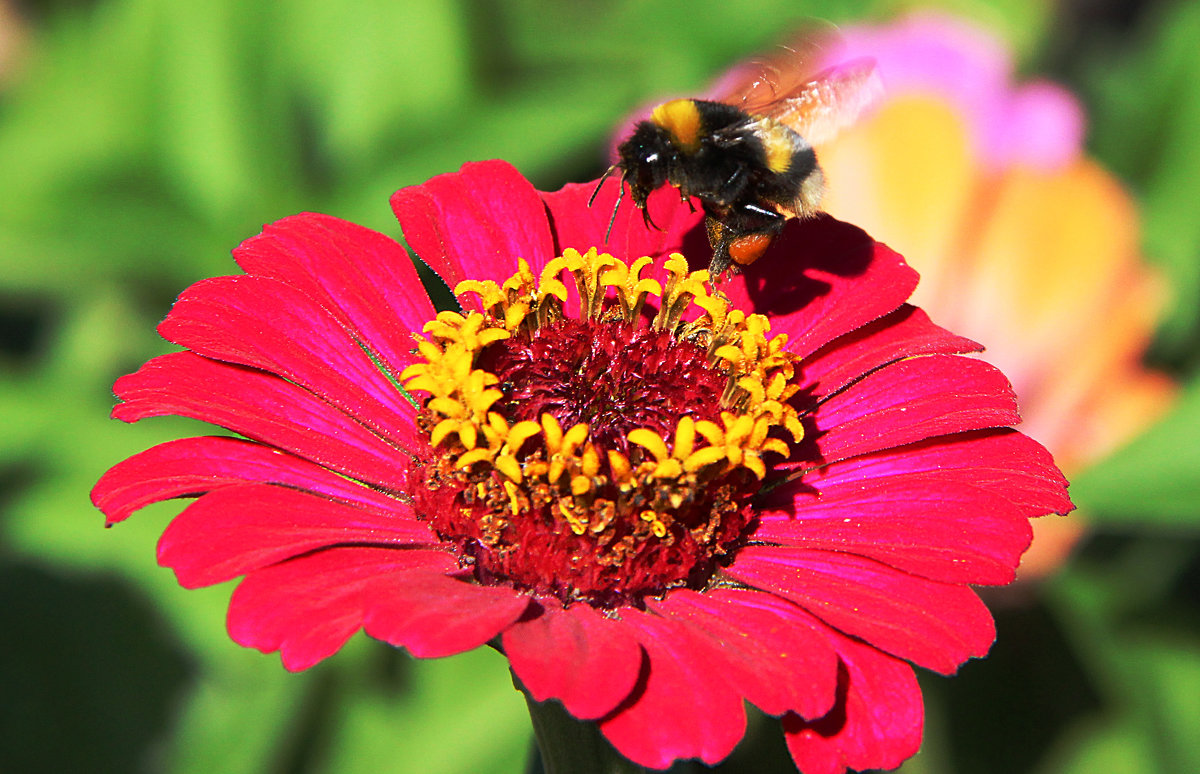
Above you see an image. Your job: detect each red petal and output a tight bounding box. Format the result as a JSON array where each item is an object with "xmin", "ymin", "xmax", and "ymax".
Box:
[
  {"xmin": 159, "ymin": 275, "xmax": 417, "ymax": 444},
  {"xmin": 113, "ymin": 351, "xmax": 417, "ymax": 492},
  {"xmin": 800, "ymin": 428, "xmax": 1073, "ymax": 518},
  {"xmin": 757, "ymin": 475, "xmax": 1032, "ymax": 585},
  {"xmin": 503, "ymin": 600, "xmax": 643, "ymax": 720},
  {"xmin": 228, "ymin": 547, "xmax": 457, "ymax": 671},
  {"xmin": 232, "ymin": 213, "xmax": 433, "ymax": 381},
  {"xmin": 648, "ymin": 589, "xmax": 839, "ymax": 720},
  {"xmin": 598, "ymin": 608, "xmax": 746, "ymax": 769},
  {"xmin": 726, "ymin": 546, "xmax": 995, "ymax": 674},
  {"xmin": 158, "ymin": 483, "xmax": 437, "ymax": 588},
  {"xmin": 722, "ymin": 218, "xmax": 919, "ymax": 358},
  {"xmin": 764, "ymin": 430, "xmax": 1072, "ymax": 573},
  {"xmin": 784, "ymin": 630, "xmax": 923, "ymax": 774},
  {"xmin": 802, "ymin": 304, "xmax": 981, "ymax": 399},
  {"xmin": 540, "ymin": 176, "xmax": 707, "ymax": 265},
  {"xmin": 92, "ymin": 436, "xmax": 409, "ymax": 525},
  {"xmin": 811, "ymin": 354, "xmax": 1021, "ymax": 463},
  {"xmin": 363, "ymin": 572, "xmax": 530, "ymax": 658},
  {"xmin": 390, "ymin": 160, "xmax": 556, "ymax": 295}
]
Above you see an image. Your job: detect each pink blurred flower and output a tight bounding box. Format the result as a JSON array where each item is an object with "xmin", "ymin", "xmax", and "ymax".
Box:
[
  {"xmin": 93, "ymin": 160, "xmax": 1070, "ymax": 772},
  {"xmin": 817, "ymin": 13, "xmax": 1174, "ymax": 578},
  {"xmin": 830, "ymin": 12, "xmax": 1085, "ymax": 170}
]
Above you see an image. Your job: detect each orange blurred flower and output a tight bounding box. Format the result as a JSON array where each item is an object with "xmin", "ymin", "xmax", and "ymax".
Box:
[{"xmin": 817, "ymin": 13, "xmax": 1176, "ymax": 578}]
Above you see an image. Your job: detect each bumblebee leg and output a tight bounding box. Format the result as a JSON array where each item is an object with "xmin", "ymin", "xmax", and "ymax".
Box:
[
  {"xmin": 705, "ymin": 216, "xmax": 734, "ymax": 277},
  {"xmin": 642, "ymin": 205, "xmax": 659, "ymax": 232}
]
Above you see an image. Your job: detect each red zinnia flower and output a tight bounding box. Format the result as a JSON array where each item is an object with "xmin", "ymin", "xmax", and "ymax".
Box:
[{"xmin": 92, "ymin": 160, "xmax": 1071, "ymax": 773}]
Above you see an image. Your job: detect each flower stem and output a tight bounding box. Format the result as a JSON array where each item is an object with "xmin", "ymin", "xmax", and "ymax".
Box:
[{"xmin": 521, "ymin": 689, "xmax": 650, "ymax": 774}]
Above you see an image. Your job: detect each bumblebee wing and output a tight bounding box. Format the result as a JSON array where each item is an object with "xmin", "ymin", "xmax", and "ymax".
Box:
[
  {"xmin": 760, "ymin": 58, "xmax": 882, "ymax": 147},
  {"xmin": 711, "ymin": 25, "xmax": 845, "ymax": 108},
  {"xmin": 712, "ymin": 26, "xmax": 882, "ymax": 148},
  {"xmin": 711, "ymin": 33, "xmax": 836, "ymax": 115}
]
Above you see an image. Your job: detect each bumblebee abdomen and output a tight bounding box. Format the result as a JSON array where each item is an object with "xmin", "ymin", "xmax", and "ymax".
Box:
[
  {"xmin": 748, "ymin": 118, "xmax": 821, "ymax": 216},
  {"xmin": 756, "ymin": 119, "xmax": 804, "ymax": 174}
]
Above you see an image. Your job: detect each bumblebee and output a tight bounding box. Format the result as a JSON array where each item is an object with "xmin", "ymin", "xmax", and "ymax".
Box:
[{"xmin": 602, "ymin": 52, "xmax": 880, "ymax": 277}]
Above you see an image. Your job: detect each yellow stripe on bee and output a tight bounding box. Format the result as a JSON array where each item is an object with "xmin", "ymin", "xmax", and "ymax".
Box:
[
  {"xmin": 759, "ymin": 122, "xmax": 795, "ymax": 174},
  {"xmin": 651, "ymin": 99, "xmax": 703, "ymax": 152}
]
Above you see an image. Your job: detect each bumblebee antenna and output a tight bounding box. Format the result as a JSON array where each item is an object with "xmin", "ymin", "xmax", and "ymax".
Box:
[{"xmin": 585, "ymin": 164, "xmax": 614, "ymax": 205}]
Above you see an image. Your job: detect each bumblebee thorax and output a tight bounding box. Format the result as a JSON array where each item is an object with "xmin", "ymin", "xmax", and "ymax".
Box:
[{"xmin": 650, "ymin": 99, "xmax": 704, "ymax": 153}]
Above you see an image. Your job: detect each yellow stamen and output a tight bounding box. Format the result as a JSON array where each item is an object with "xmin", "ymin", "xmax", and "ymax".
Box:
[
  {"xmin": 503, "ymin": 480, "xmax": 523, "ymax": 516},
  {"xmin": 402, "ymin": 248, "xmax": 806, "ymax": 549},
  {"xmin": 559, "ymin": 499, "xmax": 588, "ymax": 535},
  {"xmin": 672, "ymin": 416, "xmax": 697, "ymax": 460},
  {"xmin": 628, "ymin": 428, "xmax": 671, "ymax": 462}
]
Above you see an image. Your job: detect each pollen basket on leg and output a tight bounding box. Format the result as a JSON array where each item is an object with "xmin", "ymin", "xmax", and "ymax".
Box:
[{"xmin": 401, "ymin": 248, "xmax": 804, "ymax": 607}]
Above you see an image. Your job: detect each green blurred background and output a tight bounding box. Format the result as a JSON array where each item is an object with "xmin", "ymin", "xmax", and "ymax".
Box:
[{"xmin": 2, "ymin": 0, "xmax": 1199, "ymax": 772}]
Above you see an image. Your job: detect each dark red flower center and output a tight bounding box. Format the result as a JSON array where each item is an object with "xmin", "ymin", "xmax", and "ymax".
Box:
[
  {"xmin": 402, "ymin": 249, "xmax": 803, "ymax": 607},
  {"xmin": 479, "ymin": 318, "xmax": 727, "ymax": 457}
]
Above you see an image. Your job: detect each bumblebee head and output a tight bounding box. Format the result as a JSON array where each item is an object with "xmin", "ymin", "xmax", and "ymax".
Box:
[{"xmin": 616, "ymin": 121, "xmax": 676, "ymax": 210}]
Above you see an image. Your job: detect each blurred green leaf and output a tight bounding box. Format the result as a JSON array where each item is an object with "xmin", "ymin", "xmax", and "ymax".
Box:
[
  {"xmin": 1139, "ymin": 639, "xmax": 1200, "ymax": 771},
  {"xmin": 1043, "ymin": 550, "xmax": 1200, "ymax": 774},
  {"xmin": 277, "ymin": 0, "xmax": 470, "ymax": 167},
  {"xmin": 0, "ymin": 562, "xmax": 194, "ymax": 773},
  {"xmin": 1082, "ymin": 0, "xmax": 1200, "ymax": 364},
  {"xmin": 1034, "ymin": 635, "xmax": 1200, "ymax": 774},
  {"xmin": 1072, "ymin": 379, "xmax": 1200, "ymax": 528},
  {"xmin": 1042, "ymin": 718, "xmax": 1156, "ymax": 774},
  {"xmin": 327, "ymin": 646, "xmax": 529, "ymax": 774}
]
